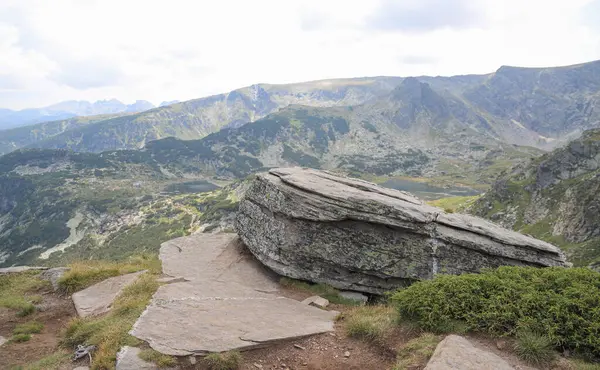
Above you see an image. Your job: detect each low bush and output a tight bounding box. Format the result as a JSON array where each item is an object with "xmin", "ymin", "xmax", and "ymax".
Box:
[
  {"xmin": 391, "ymin": 266, "xmax": 600, "ymax": 358},
  {"xmin": 204, "ymin": 351, "xmax": 242, "ymax": 370}
]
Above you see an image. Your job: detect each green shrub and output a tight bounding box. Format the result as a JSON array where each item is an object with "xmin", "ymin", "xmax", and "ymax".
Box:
[
  {"xmin": 204, "ymin": 351, "xmax": 242, "ymax": 370},
  {"xmin": 13, "ymin": 321, "xmax": 44, "ymax": 335},
  {"xmin": 514, "ymin": 331, "xmax": 556, "ymax": 365},
  {"xmin": 391, "ymin": 266, "xmax": 600, "ymax": 358}
]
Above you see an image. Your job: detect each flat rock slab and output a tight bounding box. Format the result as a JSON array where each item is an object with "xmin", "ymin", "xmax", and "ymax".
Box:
[
  {"xmin": 116, "ymin": 346, "xmax": 161, "ymax": 370},
  {"xmin": 72, "ymin": 270, "xmax": 146, "ymax": 317},
  {"xmin": 425, "ymin": 335, "xmax": 514, "ymax": 370},
  {"xmin": 131, "ymin": 234, "xmax": 337, "ymax": 355},
  {"xmin": 160, "ymin": 233, "xmax": 279, "ymax": 293},
  {"xmin": 0, "ymin": 266, "xmax": 48, "ymax": 274}
]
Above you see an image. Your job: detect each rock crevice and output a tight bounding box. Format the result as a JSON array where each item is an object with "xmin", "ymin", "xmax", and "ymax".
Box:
[{"xmin": 235, "ymin": 167, "xmax": 567, "ymax": 294}]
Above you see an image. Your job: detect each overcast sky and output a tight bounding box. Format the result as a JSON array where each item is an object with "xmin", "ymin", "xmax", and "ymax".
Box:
[{"xmin": 1, "ymin": 0, "xmax": 599, "ymax": 110}]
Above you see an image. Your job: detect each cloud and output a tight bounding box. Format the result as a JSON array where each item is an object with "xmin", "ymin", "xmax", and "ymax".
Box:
[
  {"xmin": 581, "ymin": 0, "xmax": 600, "ymax": 30},
  {"xmin": 399, "ymin": 55, "xmax": 439, "ymax": 65},
  {"xmin": 50, "ymin": 59, "xmax": 124, "ymax": 89},
  {"xmin": 0, "ymin": 0, "xmax": 598, "ymax": 110},
  {"xmin": 366, "ymin": 0, "xmax": 484, "ymax": 32}
]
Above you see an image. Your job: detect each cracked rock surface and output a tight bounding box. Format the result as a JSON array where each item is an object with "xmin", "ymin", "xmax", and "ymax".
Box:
[
  {"xmin": 130, "ymin": 234, "xmax": 336, "ymax": 355},
  {"xmin": 235, "ymin": 167, "xmax": 568, "ymax": 294}
]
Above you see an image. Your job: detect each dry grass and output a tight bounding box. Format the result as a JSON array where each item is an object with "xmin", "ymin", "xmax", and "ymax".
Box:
[
  {"xmin": 204, "ymin": 351, "xmax": 242, "ymax": 370},
  {"xmin": 58, "ymin": 254, "xmax": 161, "ymax": 294},
  {"xmin": 394, "ymin": 333, "xmax": 441, "ymax": 370},
  {"xmin": 0, "ymin": 271, "xmax": 50, "ymax": 317},
  {"xmin": 138, "ymin": 348, "xmax": 177, "ymax": 368},
  {"xmin": 62, "ymin": 272, "xmax": 160, "ymax": 369},
  {"xmin": 13, "ymin": 321, "xmax": 44, "ymax": 335},
  {"xmin": 344, "ymin": 305, "xmax": 397, "ymax": 342}
]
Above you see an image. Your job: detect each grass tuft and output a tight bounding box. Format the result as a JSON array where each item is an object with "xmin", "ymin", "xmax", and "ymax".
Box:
[
  {"xmin": 58, "ymin": 254, "xmax": 160, "ymax": 294},
  {"xmin": 62, "ymin": 272, "xmax": 160, "ymax": 370},
  {"xmin": 13, "ymin": 321, "xmax": 44, "ymax": 335},
  {"xmin": 514, "ymin": 331, "xmax": 556, "ymax": 365},
  {"xmin": 138, "ymin": 348, "xmax": 177, "ymax": 368},
  {"xmin": 9, "ymin": 333, "xmax": 32, "ymax": 343},
  {"xmin": 344, "ymin": 305, "xmax": 396, "ymax": 342},
  {"xmin": 394, "ymin": 333, "xmax": 441, "ymax": 370},
  {"xmin": 0, "ymin": 271, "xmax": 49, "ymax": 317},
  {"xmin": 204, "ymin": 351, "xmax": 242, "ymax": 370},
  {"xmin": 19, "ymin": 350, "xmax": 71, "ymax": 370}
]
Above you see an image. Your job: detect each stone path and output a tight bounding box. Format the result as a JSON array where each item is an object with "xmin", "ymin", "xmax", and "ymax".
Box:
[
  {"xmin": 130, "ymin": 234, "xmax": 337, "ymax": 356},
  {"xmin": 72, "ymin": 270, "xmax": 146, "ymax": 317}
]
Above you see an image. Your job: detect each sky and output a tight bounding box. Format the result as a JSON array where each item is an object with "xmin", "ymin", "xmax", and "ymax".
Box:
[{"xmin": 0, "ymin": 0, "xmax": 599, "ymax": 110}]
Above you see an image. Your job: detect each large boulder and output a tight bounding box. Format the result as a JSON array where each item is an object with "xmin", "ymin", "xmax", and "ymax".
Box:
[{"xmin": 235, "ymin": 167, "xmax": 568, "ymax": 294}]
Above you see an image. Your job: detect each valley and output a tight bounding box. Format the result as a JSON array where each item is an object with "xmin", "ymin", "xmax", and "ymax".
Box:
[{"xmin": 1, "ymin": 60, "xmax": 600, "ymax": 269}]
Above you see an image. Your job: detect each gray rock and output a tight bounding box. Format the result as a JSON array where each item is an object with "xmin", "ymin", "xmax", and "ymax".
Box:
[
  {"xmin": 116, "ymin": 346, "xmax": 158, "ymax": 370},
  {"xmin": 72, "ymin": 270, "xmax": 146, "ymax": 317},
  {"xmin": 131, "ymin": 234, "xmax": 337, "ymax": 356},
  {"xmin": 301, "ymin": 296, "xmax": 329, "ymax": 309},
  {"xmin": 235, "ymin": 167, "xmax": 567, "ymax": 294},
  {"xmin": 0, "ymin": 266, "xmax": 48, "ymax": 274},
  {"xmin": 0, "ymin": 335, "xmax": 6, "ymax": 347},
  {"xmin": 40, "ymin": 267, "xmax": 70, "ymax": 290},
  {"xmin": 339, "ymin": 291, "xmax": 369, "ymax": 304},
  {"xmin": 72, "ymin": 367, "xmax": 90, "ymax": 370},
  {"xmin": 425, "ymin": 335, "xmax": 514, "ymax": 370}
]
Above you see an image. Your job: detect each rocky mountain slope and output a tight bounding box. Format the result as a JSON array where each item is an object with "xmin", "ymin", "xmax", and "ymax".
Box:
[
  {"xmin": 470, "ymin": 128, "xmax": 600, "ymax": 269},
  {"xmin": 12, "ymin": 59, "xmax": 600, "ymax": 155},
  {"xmin": 0, "ymin": 99, "xmax": 154, "ymax": 130},
  {"xmin": 0, "ymin": 113, "xmax": 132, "ymax": 156},
  {"xmin": 0, "ymin": 148, "xmax": 243, "ymax": 267}
]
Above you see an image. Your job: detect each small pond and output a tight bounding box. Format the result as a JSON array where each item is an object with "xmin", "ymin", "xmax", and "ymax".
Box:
[
  {"xmin": 380, "ymin": 178, "xmax": 481, "ymax": 201},
  {"xmin": 163, "ymin": 180, "xmax": 220, "ymax": 194}
]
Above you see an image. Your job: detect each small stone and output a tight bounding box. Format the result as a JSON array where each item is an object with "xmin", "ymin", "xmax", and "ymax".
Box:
[
  {"xmin": 339, "ymin": 291, "xmax": 369, "ymax": 304},
  {"xmin": 253, "ymin": 364, "xmax": 263, "ymax": 369},
  {"xmin": 72, "ymin": 367, "xmax": 90, "ymax": 370},
  {"xmin": 344, "ymin": 351, "xmax": 350, "ymax": 358},
  {"xmin": 40, "ymin": 267, "xmax": 70, "ymax": 291},
  {"xmin": 0, "ymin": 335, "xmax": 6, "ymax": 347},
  {"xmin": 495, "ymin": 339, "xmax": 507, "ymax": 350},
  {"xmin": 301, "ymin": 295, "xmax": 329, "ymax": 309},
  {"xmin": 329, "ymin": 332, "xmax": 336, "ymax": 337},
  {"xmin": 294, "ymin": 344, "xmax": 306, "ymax": 350},
  {"xmin": 189, "ymin": 355, "xmax": 197, "ymax": 365}
]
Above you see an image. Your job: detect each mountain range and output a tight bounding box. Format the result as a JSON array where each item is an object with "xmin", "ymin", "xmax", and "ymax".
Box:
[
  {"xmin": 1, "ymin": 60, "xmax": 599, "ymax": 160},
  {"xmin": 0, "ymin": 99, "xmax": 156, "ymax": 131},
  {"xmin": 1, "ymin": 59, "xmax": 600, "ymax": 267}
]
